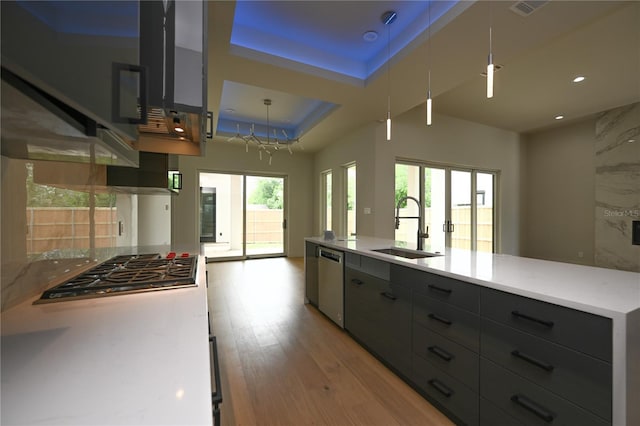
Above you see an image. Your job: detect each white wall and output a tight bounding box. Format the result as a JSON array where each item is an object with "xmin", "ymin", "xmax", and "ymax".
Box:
[
  {"xmin": 172, "ymin": 142, "xmax": 314, "ymax": 257},
  {"xmin": 523, "ymin": 118, "xmax": 596, "ymax": 265},
  {"xmin": 137, "ymin": 195, "xmax": 170, "ymax": 246},
  {"xmin": 314, "ymin": 105, "xmax": 524, "ymax": 255}
]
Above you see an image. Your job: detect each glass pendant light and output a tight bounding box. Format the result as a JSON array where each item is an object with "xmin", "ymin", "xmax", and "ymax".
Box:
[
  {"xmin": 426, "ymin": 2, "xmax": 433, "ymax": 126},
  {"xmin": 487, "ymin": 2, "xmax": 494, "ymax": 99},
  {"xmin": 382, "ymin": 11, "xmax": 396, "ymax": 141}
]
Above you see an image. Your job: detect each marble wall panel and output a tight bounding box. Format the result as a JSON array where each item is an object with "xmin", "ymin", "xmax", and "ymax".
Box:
[{"xmin": 595, "ymin": 103, "xmax": 640, "ymax": 272}]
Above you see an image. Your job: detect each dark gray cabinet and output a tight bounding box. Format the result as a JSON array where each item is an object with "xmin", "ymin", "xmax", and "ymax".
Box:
[
  {"xmin": 345, "ymin": 255, "xmax": 411, "ymax": 378},
  {"xmin": 304, "ymin": 241, "xmax": 318, "ymax": 306},
  {"xmin": 303, "ymin": 248, "xmax": 615, "ymax": 426},
  {"xmin": 481, "ymin": 358, "xmax": 609, "ymax": 426},
  {"xmin": 481, "ymin": 317, "xmax": 611, "ymax": 420},
  {"xmin": 397, "ymin": 265, "xmax": 481, "ymax": 425},
  {"xmin": 479, "ymin": 288, "xmax": 612, "ymax": 425}
]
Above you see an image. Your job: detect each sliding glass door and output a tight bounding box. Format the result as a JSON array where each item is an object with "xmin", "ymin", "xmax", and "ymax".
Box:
[
  {"xmin": 200, "ymin": 172, "xmax": 286, "ymax": 260},
  {"xmin": 245, "ymin": 175, "xmax": 285, "ymax": 257},
  {"xmin": 395, "ymin": 162, "xmax": 497, "ymax": 253}
]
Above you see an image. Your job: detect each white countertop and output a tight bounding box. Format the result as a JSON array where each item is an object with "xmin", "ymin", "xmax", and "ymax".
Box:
[
  {"xmin": 0, "ymin": 256, "xmax": 212, "ymax": 425},
  {"xmin": 307, "ymin": 236, "xmax": 640, "ymax": 318}
]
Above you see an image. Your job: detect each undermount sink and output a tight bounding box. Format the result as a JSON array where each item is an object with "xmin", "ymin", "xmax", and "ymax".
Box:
[{"xmin": 371, "ymin": 247, "xmax": 442, "ymax": 259}]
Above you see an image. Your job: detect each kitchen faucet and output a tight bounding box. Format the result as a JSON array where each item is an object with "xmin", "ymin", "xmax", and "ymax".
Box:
[{"xmin": 395, "ymin": 196, "xmax": 429, "ymax": 250}]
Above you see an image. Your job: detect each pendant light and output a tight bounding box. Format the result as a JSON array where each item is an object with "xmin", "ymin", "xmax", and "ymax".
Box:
[
  {"xmin": 487, "ymin": 2, "xmax": 494, "ymax": 99},
  {"xmin": 382, "ymin": 11, "xmax": 397, "ymax": 141},
  {"xmin": 426, "ymin": 2, "xmax": 433, "ymax": 126}
]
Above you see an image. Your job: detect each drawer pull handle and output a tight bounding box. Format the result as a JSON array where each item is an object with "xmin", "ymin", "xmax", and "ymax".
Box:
[
  {"xmin": 428, "ymin": 345, "xmax": 454, "ymax": 362},
  {"xmin": 511, "ymin": 311, "xmax": 554, "ymax": 328},
  {"xmin": 428, "ymin": 379, "xmax": 454, "ymax": 398},
  {"xmin": 428, "ymin": 313, "xmax": 452, "ymax": 326},
  {"xmin": 351, "ymin": 278, "xmax": 364, "ymax": 286},
  {"xmin": 511, "ymin": 350, "xmax": 554, "ymax": 372},
  {"xmin": 380, "ymin": 291, "xmax": 397, "ymax": 301},
  {"xmin": 428, "ymin": 284, "xmax": 452, "ymax": 294},
  {"xmin": 510, "ymin": 394, "xmax": 555, "ymax": 423}
]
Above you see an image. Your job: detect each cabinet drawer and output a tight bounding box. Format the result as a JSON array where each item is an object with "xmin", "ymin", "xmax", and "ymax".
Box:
[
  {"xmin": 346, "ymin": 253, "xmax": 390, "ymax": 280},
  {"xmin": 413, "ymin": 323, "xmax": 479, "ymax": 391},
  {"xmin": 480, "ymin": 397, "xmax": 524, "ymax": 426},
  {"xmin": 413, "ymin": 355, "xmax": 479, "ymax": 426},
  {"xmin": 396, "ymin": 265, "xmax": 479, "ymax": 313},
  {"xmin": 414, "ymin": 292, "xmax": 480, "ymax": 351},
  {"xmin": 481, "ymin": 359, "xmax": 610, "ymax": 426},
  {"xmin": 481, "ymin": 318, "xmax": 611, "ymax": 421},
  {"xmin": 481, "ymin": 288, "xmax": 612, "ymax": 362},
  {"xmin": 345, "ymin": 268, "xmax": 383, "ymax": 319}
]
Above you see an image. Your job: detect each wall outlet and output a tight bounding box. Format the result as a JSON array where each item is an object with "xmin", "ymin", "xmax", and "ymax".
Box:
[
  {"xmin": 364, "ymin": 207, "xmax": 372, "ymax": 214},
  {"xmin": 578, "ymin": 251, "xmax": 584, "ymax": 258}
]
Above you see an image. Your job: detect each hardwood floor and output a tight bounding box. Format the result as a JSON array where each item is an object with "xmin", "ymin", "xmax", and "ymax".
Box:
[{"xmin": 207, "ymin": 257, "xmax": 453, "ymax": 426}]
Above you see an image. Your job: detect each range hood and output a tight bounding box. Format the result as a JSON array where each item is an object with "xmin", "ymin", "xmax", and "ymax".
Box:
[
  {"xmin": 106, "ymin": 152, "xmax": 180, "ymax": 195},
  {"xmin": 32, "ymin": 152, "xmax": 180, "ymax": 196},
  {"xmin": 1, "ymin": 66, "xmax": 140, "ymax": 167},
  {"xmin": 1, "ymin": 0, "xmax": 206, "ymax": 162}
]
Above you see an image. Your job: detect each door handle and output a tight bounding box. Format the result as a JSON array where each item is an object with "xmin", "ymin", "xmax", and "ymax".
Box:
[
  {"xmin": 380, "ymin": 291, "xmax": 397, "ymax": 301},
  {"xmin": 511, "ymin": 311, "xmax": 555, "ymax": 328},
  {"xmin": 427, "ymin": 379, "xmax": 454, "ymax": 398},
  {"xmin": 510, "ymin": 394, "xmax": 555, "ymax": 423},
  {"xmin": 428, "ymin": 313, "xmax": 452, "ymax": 326},
  {"xmin": 112, "ymin": 62, "xmax": 148, "ymax": 124},
  {"xmin": 511, "ymin": 350, "xmax": 554, "ymax": 372},
  {"xmin": 442, "ymin": 220, "xmax": 455, "ymax": 233},
  {"xmin": 428, "ymin": 345, "xmax": 454, "ymax": 362},
  {"xmin": 206, "ymin": 111, "xmax": 214, "ymax": 139}
]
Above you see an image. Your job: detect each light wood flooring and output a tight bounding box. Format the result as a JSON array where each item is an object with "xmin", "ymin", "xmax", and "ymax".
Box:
[{"xmin": 207, "ymin": 257, "xmax": 454, "ymax": 426}]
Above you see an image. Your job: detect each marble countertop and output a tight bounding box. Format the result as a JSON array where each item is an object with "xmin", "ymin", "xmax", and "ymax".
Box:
[
  {"xmin": 0, "ymin": 256, "xmax": 212, "ymax": 425},
  {"xmin": 306, "ymin": 236, "xmax": 640, "ymax": 318}
]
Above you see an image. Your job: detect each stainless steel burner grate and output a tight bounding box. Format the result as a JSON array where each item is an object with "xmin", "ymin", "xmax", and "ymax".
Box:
[{"xmin": 35, "ymin": 253, "xmax": 198, "ymax": 304}]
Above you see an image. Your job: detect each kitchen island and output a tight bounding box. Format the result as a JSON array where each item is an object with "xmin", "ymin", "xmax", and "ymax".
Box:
[
  {"xmin": 0, "ymin": 253, "xmax": 213, "ymax": 425},
  {"xmin": 305, "ymin": 236, "xmax": 640, "ymax": 426}
]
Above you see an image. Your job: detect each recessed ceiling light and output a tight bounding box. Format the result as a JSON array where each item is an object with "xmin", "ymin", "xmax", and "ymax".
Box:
[
  {"xmin": 572, "ymin": 76, "xmax": 585, "ymax": 83},
  {"xmin": 628, "ymin": 139, "xmax": 636, "ymax": 144},
  {"xmin": 363, "ymin": 31, "xmax": 378, "ymax": 42},
  {"xmin": 555, "ymin": 115, "xmax": 564, "ymax": 120}
]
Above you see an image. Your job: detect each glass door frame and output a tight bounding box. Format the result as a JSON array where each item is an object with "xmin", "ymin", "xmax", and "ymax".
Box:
[
  {"xmin": 245, "ymin": 173, "xmax": 288, "ymax": 260},
  {"xmin": 396, "ymin": 160, "xmax": 499, "ymax": 252},
  {"xmin": 198, "ymin": 170, "xmax": 288, "ymax": 262}
]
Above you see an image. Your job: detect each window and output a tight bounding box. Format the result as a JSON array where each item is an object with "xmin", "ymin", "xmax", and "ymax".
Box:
[
  {"xmin": 321, "ymin": 170, "xmax": 332, "ymax": 231},
  {"xmin": 346, "ymin": 164, "xmax": 356, "ymax": 237},
  {"xmin": 395, "ymin": 161, "xmax": 497, "ymax": 252}
]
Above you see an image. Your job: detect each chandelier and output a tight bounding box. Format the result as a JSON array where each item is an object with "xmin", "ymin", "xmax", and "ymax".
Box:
[{"xmin": 227, "ymin": 99, "xmax": 302, "ymax": 165}]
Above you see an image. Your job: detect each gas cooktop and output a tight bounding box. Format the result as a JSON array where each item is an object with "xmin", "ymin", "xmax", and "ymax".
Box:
[{"xmin": 35, "ymin": 253, "xmax": 198, "ymax": 304}]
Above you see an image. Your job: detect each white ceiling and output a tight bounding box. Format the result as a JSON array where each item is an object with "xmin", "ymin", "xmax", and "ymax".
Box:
[{"xmin": 207, "ymin": 0, "xmax": 640, "ymax": 152}]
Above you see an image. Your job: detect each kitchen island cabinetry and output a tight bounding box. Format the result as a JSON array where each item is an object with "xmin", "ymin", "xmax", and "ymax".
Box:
[
  {"xmin": 479, "ymin": 288, "xmax": 612, "ymax": 425},
  {"xmin": 345, "ymin": 253, "xmax": 412, "ymax": 378},
  {"xmin": 397, "ymin": 265, "xmax": 481, "ymax": 425},
  {"xmin": 304, "ymin": 241, "xmax": 319, "ymax": 306},
  {"xmin": 304, "ymin": 236, "xmax": 639, "ymax": 426}
]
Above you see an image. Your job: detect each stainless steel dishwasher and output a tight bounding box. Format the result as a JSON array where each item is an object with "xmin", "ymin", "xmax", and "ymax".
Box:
[{"xmin": 318, "ymin": 247, "xmax": 344, "ymax": 328}]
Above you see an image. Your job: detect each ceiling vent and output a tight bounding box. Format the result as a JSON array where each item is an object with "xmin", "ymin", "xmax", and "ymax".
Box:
[{"xmin": 509, "ymin": 0, "xmax": 549, "ymax": 17}]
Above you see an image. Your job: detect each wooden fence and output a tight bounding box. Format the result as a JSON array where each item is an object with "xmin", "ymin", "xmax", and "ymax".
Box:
[{"xmin": 26, "ymin": 207, "xmax": 117, "ymax": 255}]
